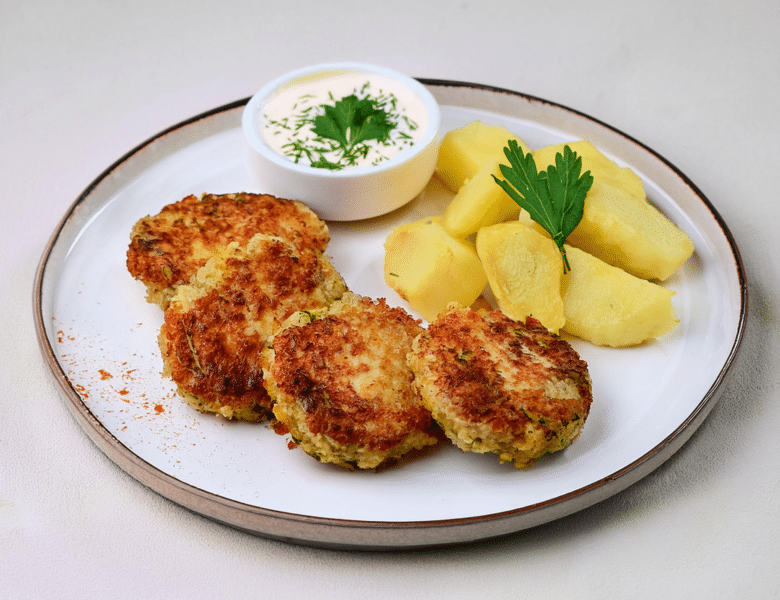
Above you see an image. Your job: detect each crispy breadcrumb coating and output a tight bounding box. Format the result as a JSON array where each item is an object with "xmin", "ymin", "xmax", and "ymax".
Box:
[
  {"xmin": 408, "ymin": 305, "xmax": 592, "ymax": 468},
  {"xmin": 127, "ymin": 192, "xmax": 329, "ymax": 308},
  {"xmin": 263, "ymin": 293, "xmax": 438, "ymax": 469},
  {"xmin": 158, "ymin": 234, "xmax": 346, "ymax": 422}
]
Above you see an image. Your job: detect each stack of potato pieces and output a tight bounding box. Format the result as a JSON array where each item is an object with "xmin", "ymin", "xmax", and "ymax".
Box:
[{"xmin": 384, "ymin": 121, "xmax": 695, "ymax": 347}]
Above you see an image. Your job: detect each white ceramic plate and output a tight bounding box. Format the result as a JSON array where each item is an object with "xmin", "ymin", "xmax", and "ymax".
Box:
[{"xmin": 34, "ymin": 81, "xmax": 747, "ymax": 549}]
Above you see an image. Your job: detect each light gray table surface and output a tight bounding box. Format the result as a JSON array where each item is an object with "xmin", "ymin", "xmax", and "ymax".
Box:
[{"xmin": 3, "ymin": 1, "xmax": 779, "ymax": 598}]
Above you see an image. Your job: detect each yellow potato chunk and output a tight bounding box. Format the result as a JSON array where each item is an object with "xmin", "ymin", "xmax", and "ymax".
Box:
[
  {"xmin": 384, "ymin": 217, "xmax": 487, "ymax": 322},
  {"xmin": 532, "ymin": 141, "xmax": 695, "ymax": 281},
  {"xmin": 533, "ymin": 140, "xmax": 647, "ymax": 203},
  {"xmin": 442, "ymin": 159, "xmax": 522, "ymax": 239},
  {"xmin": 436, "ymin": 121, "xmax": 530, "ymax": 192},
  {"xmin": 567, "ymin": 181, "xmax": 694, "ymax": 281},
  {"xmin": 561, "ymin": 245, "xmax": 678, "ymax": 347},
  {"xmin": 475, "ymin": 222, "xmax": 565, "ymax": 333}
]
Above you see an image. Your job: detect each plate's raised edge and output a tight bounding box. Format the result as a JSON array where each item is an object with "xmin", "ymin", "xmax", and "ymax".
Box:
[{"xmin": 32, "ymin": 81, "xmax": 748, "ymax": 550}]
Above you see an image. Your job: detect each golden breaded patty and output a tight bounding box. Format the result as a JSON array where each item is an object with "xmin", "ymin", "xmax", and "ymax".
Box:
[
  {"xmin": 262, "ymin": 293, "xmax": 438, "ymax": 470},
  {"xmin": 158, "ymin": 233, "xmax": 347, "ymax": 423},
  {"xmin": 127, "ymin": 192, "xmax": 330, "ymax": 308},
  {"xmin": 408, "ymin": 306, "xmax": 592, "ymax": 469}
]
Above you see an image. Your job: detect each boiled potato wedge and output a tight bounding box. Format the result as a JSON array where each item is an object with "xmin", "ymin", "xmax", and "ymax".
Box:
[
  {"xmin": 442, "ymin": 159, "xmax": 522, "ymax": 239},
  {"xmin": 566, "ymin": 181, "xmax": 695, "ymax": 281},
  {"xmin": 561, "ymin": 245, "xmax": 678, "ymax": 347},
  {"xmin": 533, "ymin": 140, "xmax": 646, "ymax": 203},
  {"xmin": 384, "ymin": 217, "xmax": 487, "ymax": 322},
  {"xmin": 476, "ymin": 222, "xmax": 565, "ymax": 333},
  {"xmin": 436, "ymin": 121, "xmax": 530, "ymax": 192},
  {"xmin": 532, "ymin": 141, "xmax": 694, "ymax": 280}
]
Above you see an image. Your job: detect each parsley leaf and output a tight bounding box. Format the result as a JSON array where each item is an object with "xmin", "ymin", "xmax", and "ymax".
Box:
[
  {"xmin": 493, "ymin": 141, "xmax": 593, "ymax": 273},
  {"xmin": 311, "ymin": 94, "xmax": 395, "ymax": 167}
]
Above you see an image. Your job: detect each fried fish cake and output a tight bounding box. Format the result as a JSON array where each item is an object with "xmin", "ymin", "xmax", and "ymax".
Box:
[
  {"xmin": 262, "ymin": 293, "xmax": 438, "ymax": 470},
  {"xmin": 158, "ymin": 233, "xmax": 347, "ymax": 423},
  {"xmin": 127, "ymin": 192, "xmax": 330, "ymax": 308},
  {"xmin": 408, "ymin": 306, "xmax": 592, "ymax": 469}
]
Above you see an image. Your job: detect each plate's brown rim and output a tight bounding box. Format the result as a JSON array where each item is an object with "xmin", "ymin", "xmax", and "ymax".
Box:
[{"xmin": 32, "ymin": 79, "xmax": 748, "ymax": 550}]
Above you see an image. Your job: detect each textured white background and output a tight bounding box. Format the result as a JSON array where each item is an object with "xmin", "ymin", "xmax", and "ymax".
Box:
[{"xmin": 2, "ymin": 0, "xmax": 779, "ymax": 598}]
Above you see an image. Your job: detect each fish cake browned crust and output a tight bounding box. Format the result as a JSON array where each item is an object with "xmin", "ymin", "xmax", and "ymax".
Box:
[
  {"xmin": 262, "ymin": 293, "xmax": 438, "ymax": 470},
  {"xmin": 127, "ymin": 192, "xmax": 330, "ymax": 308},
  {"xmin": 158, "ymin": 234, "xmax": 347, "ymax": 423},
  {"xmin": 407, "ymin": 306, "xmax": 592, "ymax": 469}
]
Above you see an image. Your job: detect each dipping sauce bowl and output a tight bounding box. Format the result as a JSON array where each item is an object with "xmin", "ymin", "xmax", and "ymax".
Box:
[{"xmin": 242, "ymin": 62, "xmax": 441, "ymax": 221}]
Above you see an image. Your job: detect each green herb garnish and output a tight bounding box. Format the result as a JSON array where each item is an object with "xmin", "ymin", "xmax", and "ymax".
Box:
[
  {"xmin": 492, "ymin": 140, "xmax": 593, "ymax": 273},
  {"xmin": 310, "ymin": 94, "xmax": 395, "ymax": 166}
]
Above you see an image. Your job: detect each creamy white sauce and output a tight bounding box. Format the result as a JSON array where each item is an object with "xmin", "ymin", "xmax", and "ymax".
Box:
[{"xmin": 260, "ymin": 70, "xmax": 429, "ymax": 170}]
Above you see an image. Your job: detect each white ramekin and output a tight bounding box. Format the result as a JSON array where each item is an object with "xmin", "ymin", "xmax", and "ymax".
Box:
[{"xmin": 242, "ymin": 62, "xmax": 441, "ymax": 221}]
